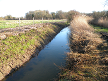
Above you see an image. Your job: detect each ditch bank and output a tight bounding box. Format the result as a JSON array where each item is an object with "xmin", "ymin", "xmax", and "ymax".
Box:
[
  {"xmin": 59, "ymin": 15, "xmax": 108, "ymax": 81},
  {"xmin": 0, "ymin": 22, "xmax": 69, "ymax": 80}
]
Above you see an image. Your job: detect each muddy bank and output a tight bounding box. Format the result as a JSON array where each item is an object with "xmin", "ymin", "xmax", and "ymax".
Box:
[
  {"xmin": 0, "ymin": 22, "xmax": 69, "ymax": 80},
  {"xmin": 59, "ymin": 15, "xmax": 108, "ymax": 81}
]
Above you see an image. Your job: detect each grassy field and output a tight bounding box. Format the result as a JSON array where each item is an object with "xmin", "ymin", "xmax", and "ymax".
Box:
[
  {"xmin": 0, "ymin": 20, "xmax": 64, "ymax": 29},
  {"xmin": 91, "ymin": 24, "xmax": 108, "ymax": 33}
]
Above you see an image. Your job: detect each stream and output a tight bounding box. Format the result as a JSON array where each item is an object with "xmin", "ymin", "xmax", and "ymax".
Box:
[{"xmin": 4, "ymin": 27, "xmax": 70, "ymax": 81}]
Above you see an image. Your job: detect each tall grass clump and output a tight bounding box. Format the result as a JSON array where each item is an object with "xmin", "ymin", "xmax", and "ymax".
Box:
[
  {"xmin": 59, "ymin": 15, "xmax": 108, "ymax": 80},
  {"xmin": 70, "ymin": 15, "xmax": 102, "ymax": 53},
  {"xmin": 91, "ymin": 18, "xmax": 108, "ymax": 28}
]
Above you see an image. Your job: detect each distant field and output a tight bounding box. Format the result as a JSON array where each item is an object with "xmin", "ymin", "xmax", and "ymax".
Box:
[
  {"xmin": 0, "ymin": 20, "xmax": 64, "ymax": 29},
  {"xmin": 91, "ymin": 24, "xmax": 108, "ymax": 33}
]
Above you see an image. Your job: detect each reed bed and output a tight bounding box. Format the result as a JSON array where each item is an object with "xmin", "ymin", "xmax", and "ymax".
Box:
[
  {"xmin": 70, "ymin": 15, "xmax": 102, "ymax": 53},
  {"xmin": 59, "ymin": 15, "xmax": 108, "ymax": 81},
  {"xmin": 91, "ymin": 18, "xmax": 108, "ymax": 28}
]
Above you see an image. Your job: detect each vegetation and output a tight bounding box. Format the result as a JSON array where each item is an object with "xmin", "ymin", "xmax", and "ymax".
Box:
[
  {"xmin": 1, "ymin": 7, "xmax": 108, "ymax": 81},
  {"xmin": 1, "ymin": 15, "xmax": 25, "ymax": 20},
  {"xmin": 90, "ymin": 17, "xmax": 108, "ymax": 28},
  {"xmin": 91, "ymin": 24, "xmax": 108, "ymax": 33},
  {"xmin": 86, "ymin": 10, "xmax": 108, "ymax": 31},
  {"xmin": 0, "ymin": 27, "xmax": 46, "ymax": 64},
  {"xmin": 0, "ymin": 20, "xmax": 63, "ymax": 29},
  {"xmin": 0, "ymin": 10, "xmax": 79, "ymax": 29},
  {"xmin": 0, "ymin": 10, "xmax": 80, "ymax": 21},
  {"xmin": 86, "ymin": 11, "xmax": 108, "ymax": 19},
  {"xmin": 66, "ymin": 10, "xmax": 80, "ymax": 22},
  {"xmin": 0, "ymin": 22, "xmax": 69, "ymax": 80},
  {"xmin": 25, "ymin": 10, "xmax": 79, "ymax": 20},
  {"xmin": 26, "ymin": 10, "xmax": 52, "ymax": 20},
  {"xmin": 59, "ymin": 15, "xmax": 108, "ymax": 81}
]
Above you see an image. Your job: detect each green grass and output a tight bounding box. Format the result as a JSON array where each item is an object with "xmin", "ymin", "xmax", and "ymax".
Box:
[
  {"xmin": 0, "ymin": 29, "xmax": 42, "ymax": 63},
  {"xmin": 0, "ymin": 22, "xmax": 69, "ymax": 65},
  {"xmin": 0, "ymin": 20, "xmax": 63, "ymax": 29},
  {"xmin": 90, "ymin": 24, "xmax": 108, "ymax": 33}
]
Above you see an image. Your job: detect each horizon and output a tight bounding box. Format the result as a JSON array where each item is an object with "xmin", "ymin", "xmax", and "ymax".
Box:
[{"xmin": 0, "ymin": 0, "xmax": 108, "ymax": 17}]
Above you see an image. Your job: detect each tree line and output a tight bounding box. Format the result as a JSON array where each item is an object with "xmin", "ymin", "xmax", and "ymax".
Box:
[
  {"xmin": 26, "ymin": 10, "xmax": 80, "ymax": 22},
  {"xmin": 0, "ymin": 10, "xmax": 80, "ymax": 22},
  {"xmin": 1, "ymin": 10, "xmax": 108, "ymax": 22},
  {"xmin": 0, "ymin": 15, "xmax": 25, "ymax": 20},
  {"xmin": 86, "ymin": 11, "xmax": 108, "ymax": 19}
]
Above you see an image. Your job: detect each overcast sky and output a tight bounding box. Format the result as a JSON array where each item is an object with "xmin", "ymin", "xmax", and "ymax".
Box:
[{"xmin": 0, "ymin": 0, "xmax": 108, "ymax": 17}]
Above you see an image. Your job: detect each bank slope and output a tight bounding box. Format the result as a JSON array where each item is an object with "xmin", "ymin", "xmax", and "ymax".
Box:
[
  {"xmin": 59, "ymin": 15, "xmax": 108, "ymax": 81},
  {"xmin": 0, "ymin": 22, "xmax": 69, "ymax": 80}
]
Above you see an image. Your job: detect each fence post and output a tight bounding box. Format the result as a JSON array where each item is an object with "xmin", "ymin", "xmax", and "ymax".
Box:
[{"xmin": 19, "ymin": 17, "xmax": 20, "ymax": 27}]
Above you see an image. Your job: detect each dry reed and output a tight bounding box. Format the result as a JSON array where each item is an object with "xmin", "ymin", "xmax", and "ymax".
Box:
[
  {"xmin": 70, "ymin": 15, "xmax": 103, "ymax": 53},
  {"xmin": 91, "ymin": 18, "xmax": 108, "ymax": 28},
  {"xmin": 59, "ymin": 15, "xmax": 108, "ymax": 81}
]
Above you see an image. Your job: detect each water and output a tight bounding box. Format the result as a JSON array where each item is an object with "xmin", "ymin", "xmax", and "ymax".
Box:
[{"xmin": 4, "ymin": 27, "xmax": 70, "ymax": 81}]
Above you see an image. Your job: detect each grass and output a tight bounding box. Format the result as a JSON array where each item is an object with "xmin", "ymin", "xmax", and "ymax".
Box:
[
  {"xmin": 90, "ymin": 24, "xmax": 108, "ymax": 33},
  {"xmin": 0, "ymin": 20, "xmax": 64, "ymax": 29},
  {"xmin": 0, "ymin": 22, "xmax": 68, "ymax": 67},
  {"xmin": 0, "ymin": 22, "xmax": 69, "ymax": 81},
  {"xmin": 0, "ymin": 24, "xmax": 51, "ymax": 64}
]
